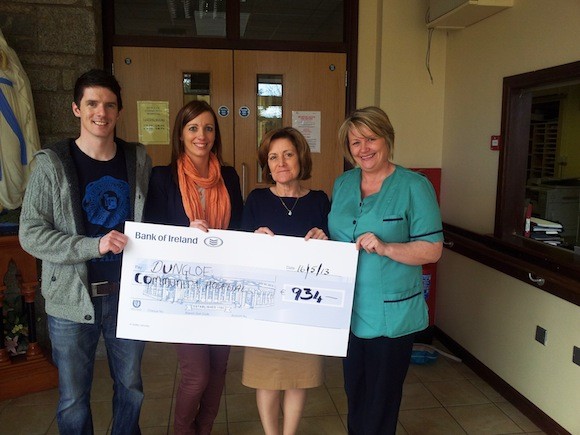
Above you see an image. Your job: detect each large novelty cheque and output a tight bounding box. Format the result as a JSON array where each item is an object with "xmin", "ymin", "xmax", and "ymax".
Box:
[{"xmin": 117, "ymin": 221, "xmax": 359, "ymax": 357}]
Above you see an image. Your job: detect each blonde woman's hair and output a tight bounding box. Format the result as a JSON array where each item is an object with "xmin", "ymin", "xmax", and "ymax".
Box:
[{"xmin": 337, "ymin": 106, "xmax": 395, "ymax": 166}]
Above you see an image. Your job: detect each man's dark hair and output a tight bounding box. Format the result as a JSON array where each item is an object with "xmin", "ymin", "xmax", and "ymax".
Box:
[{"xmin": 73, "ymin": 69, "xmax": 123, "ymax": 110}]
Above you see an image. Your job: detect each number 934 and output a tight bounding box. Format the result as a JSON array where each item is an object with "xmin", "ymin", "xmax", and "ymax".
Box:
[{"xmin": 292, "ymin": 287, "xmax": 322, "ymax": 303}]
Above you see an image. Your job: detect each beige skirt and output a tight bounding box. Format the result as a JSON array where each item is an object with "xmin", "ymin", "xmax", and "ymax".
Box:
[{"xmin": 242, "ymin": 347, "xmax": 324, "ymax": 390}]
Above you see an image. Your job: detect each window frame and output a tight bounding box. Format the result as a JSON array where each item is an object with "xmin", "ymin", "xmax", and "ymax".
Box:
[
  {"xmin": 496, "ymin": 60, "xmax": 580, "ymax": 242},
  {"xmin": 463, "ymin": 60, "xmax": 580, "ymax": 306}
]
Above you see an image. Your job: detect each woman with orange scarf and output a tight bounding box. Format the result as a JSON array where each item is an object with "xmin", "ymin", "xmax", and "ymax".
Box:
[{"xmin": 144, "ymin": 100, "xmax": 243, "ymax": 434}]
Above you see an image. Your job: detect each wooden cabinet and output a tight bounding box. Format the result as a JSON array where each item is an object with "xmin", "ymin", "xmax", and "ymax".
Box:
[{"xmin": 0, "ymin": 236, "xmax": 58, "ymax": 400}]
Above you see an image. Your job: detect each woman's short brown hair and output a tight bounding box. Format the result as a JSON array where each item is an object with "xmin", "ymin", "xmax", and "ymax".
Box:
[
  {"xmin": 257, "ymin": 127, "xmax": 312, "ymax": 183},
  {"xmin": 337, "ymin": 106, "xmax": 395, "ymax": 167}
]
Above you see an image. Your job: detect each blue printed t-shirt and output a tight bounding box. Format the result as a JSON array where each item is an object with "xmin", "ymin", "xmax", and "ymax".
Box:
[
  {"xmin": 328, "ymin": 166, "xmax": 443, "ymax": 339},
  {"xmin": 72, "ymin": 143, "xmax": 130, "ymax": 284}
]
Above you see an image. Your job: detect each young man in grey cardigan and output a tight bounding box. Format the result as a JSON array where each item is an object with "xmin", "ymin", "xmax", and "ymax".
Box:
[{"xmin": 19, "ymin": 69, "xmax": 151, "ymax": 435}]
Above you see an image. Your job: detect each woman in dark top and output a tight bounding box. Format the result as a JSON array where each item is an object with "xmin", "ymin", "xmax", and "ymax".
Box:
[
  {"xmin": 241, "ymin": 127, "xmax": 329, "ymax": 435},
  {"xmin": 144, "ymin": 100, "xmax": 242, "ymax": 435},
  {"xmin": 145, "ymin": 165, "xmax": 242, "ymax": 228},
  {"xmin": 242, "ymin": 187, "xmax": 329, "ymax": 237}
]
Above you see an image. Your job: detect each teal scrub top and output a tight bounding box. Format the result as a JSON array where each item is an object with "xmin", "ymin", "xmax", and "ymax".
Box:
[{"xmin": 328, "ymin": 166, "xmax": 443, "ymax": 339}]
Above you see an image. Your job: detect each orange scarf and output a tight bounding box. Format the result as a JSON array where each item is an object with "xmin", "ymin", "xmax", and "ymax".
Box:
[{"xmin": 177, "ymin": 153, "xmax": 231, "ymax": 229}]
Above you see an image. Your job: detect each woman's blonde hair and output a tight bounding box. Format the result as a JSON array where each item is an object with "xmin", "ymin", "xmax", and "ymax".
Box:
[{"xmin": 337, "ymin": 106, "xmax": 395, "ymax": 166}]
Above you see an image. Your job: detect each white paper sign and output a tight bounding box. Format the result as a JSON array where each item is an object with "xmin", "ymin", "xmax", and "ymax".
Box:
[
  {"xmin": 292, "ymin": 111, "xmax": 321, "ymax": 153},
  {"xmin": 117, "ymin": 222, "xmax": 358, "ymax": 356}
]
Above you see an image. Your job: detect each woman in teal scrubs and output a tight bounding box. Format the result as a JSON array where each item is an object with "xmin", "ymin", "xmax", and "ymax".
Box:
[{"xmin": 328, "ymin": 106, "xmax": 443, "ymax": 435}]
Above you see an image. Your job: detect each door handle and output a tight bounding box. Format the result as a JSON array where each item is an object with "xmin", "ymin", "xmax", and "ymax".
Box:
[
  {"xmin": 528, "ymin": 272, "xmax": 545, "ymax": 286},
  {"xmin": 241, "ymin": 163, "xmax": 248, "ymax": 200}
]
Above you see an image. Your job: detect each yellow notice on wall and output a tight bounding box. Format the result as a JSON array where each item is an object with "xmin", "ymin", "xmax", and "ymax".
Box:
[{"xmin": 137, "ymin": 101, "xmax": 170, "ymax": 145}]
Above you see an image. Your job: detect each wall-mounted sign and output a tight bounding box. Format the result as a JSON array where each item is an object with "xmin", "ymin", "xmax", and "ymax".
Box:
[
  {"xmin": 292, "ymin": 111, "xmax": 321, "ymax": 153},
  {"xmin": 239, "ymin": 106, "xmax": 250, "ymax": 118},
  {"xmin": 137, "ymin": 101, "xmax": 170, "ymax": 145},
  {"xmin": 218, "ymin": 106, "xmax": 230, "ymax": 117}
]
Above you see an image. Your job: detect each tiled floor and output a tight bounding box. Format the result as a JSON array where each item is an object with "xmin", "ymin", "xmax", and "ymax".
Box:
[{"xmin": 0, "ymin": 341, "xmax": 546, "ymax": 434}]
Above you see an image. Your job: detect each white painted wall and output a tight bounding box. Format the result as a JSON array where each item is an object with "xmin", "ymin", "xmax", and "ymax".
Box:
[
  {"xmin": 437, "ymin": 1, "xmax": 580, "ymax": 432},
  {"xmin": 437, "ymin": 251, "xmax": 580, "ymax": 433},
  {"xmin": 357, "ymin": 0, "xmax": 446, "ymax": 168}
]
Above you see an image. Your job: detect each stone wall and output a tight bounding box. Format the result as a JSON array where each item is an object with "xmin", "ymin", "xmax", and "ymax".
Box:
[
  {"xmin": 1, "ymin": 0, "xmax": 102, "ymax": 351},
  {"xmin": 0, "ymin": 0, "xmax": 103, "ymax": 146}
]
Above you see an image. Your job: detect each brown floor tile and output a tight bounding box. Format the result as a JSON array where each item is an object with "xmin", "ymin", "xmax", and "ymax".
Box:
[
  {"xmin": 141, "ymin": 356, "xmax": 178, "ymax": 378},
  {"xmin": 46, "ymin": 418, "xmax": 59, "ymax": 434},
  {"xmin": 469, "ymin": 377, "xmax": 507, "ymax": 403},
  {"xmin": 93, "ymin": 357, "xmax": 111, "ymax": 379},
  {"xmin": 142, "ymin": 374, "xmax": 176, "ymax": 399},
  {"xmin": 323, "ymin": 358, "xmax": 345, "ymax": 388},
  {"xmin": 225, "ymin": 393, "xmax": 261, "ymax": 422},
  {"xmin": 215, "ymin": 394, "xmax": 227, "ymax": 423},
  {"xmin": 448, "ymin": 358, "xmax": 480, "ymax": 380},
  {"xmin": 399, "ymin": 407, "xmax": 467, "ymax": 434},
  {"xmin": 227, "ymin": 419, "xmax": 269, "ymax": 434},
  {"xmin": 10, "ymin": 387, "xmax": 59, "ymax": 406},
  {"xmin": 409, "ymin": 357, "xmax": 466, "ymax": 383},
  {"xmin": 401, "ymin": 382, "xmax": 442, "ymax": 410},
  {"xmin": 172, "ymin": 370, "xmax": 182, "ymax": 397},
  {"xmin": 225, "ymin": 369, "xmax": 254, "ymax": 395},
  {"xmin": 211, "ymin": 421, "xmax": 229, "ymax": 435},
  {"xmin": 139, "ymin": 397, "xmax": 173, "ymax": 428},
  {"xmin": 140, "ymin": 342, "xmax": 178, "ymax": 378},
  {"xmin": 301, "ymin": 386, "xmax": 338, "ymax": 417},
  {"xmin": 0, "ymin": 399, "xmax": 9, "ymax": 414},
  {"xmin": 141, "ymin": 426, "xmax": 170, "ymax": 435},
  {"xmin": 424, "ymin": 379, "xmax": 491, "ymax": 406},
  {"xmin": 327, "ymin": 386, "xmax": 347, "ymax": 414},
  {"xmin": 496, "ymin": 401, "xmax": 543, "ymax": 433},
  {"xmin": 339, "ymin": 413, "xmax": 347, "ymax": 428},
  {"xmin": 91, "ymin": 400, "xmax": 113, "ymax": 432},
  {"xmin": 297, "ymin": 415, "xmax": 347, "ymax": 434},
  {"xmin": 404, "ymin": 367, "xmax": 422, "ymax": 384},
  {"xmin": 0, "ymin": 402, "xmax": 56, "ymax": 435},
  {"xmin": 396, "ymin": 421, "xmax": 409, "ymax": 434},
  {"xmin": 447, "ymin": 403, "xmax": 523, "ymax": 434},
  {"xmin": 90, "ymin": 376, "xmax": 114, "ymax": 402},
  {"xmin": 228, "ymin": 346, "xmax": 245, "ymax": 372},
  {"xmin": 169, "ymin": 396, "xmax": 176, "ymax": 426},
  {"xmin": 143, "ymin": 341, "xmax": 178, "ymax": 360}
]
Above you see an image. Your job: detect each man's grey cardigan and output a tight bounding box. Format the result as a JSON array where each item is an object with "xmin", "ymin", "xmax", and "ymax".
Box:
[{"xmin": 19, "ymin": 138, "xmax": 151, "ymax": 323}]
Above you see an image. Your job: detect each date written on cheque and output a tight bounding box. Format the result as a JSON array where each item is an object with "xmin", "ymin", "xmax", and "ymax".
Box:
[{"xmin": 282, "ymin": 285, "xmax": 345, "ymax": 308}]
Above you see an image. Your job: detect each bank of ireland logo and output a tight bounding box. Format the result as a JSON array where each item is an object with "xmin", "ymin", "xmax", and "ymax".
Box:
[
  {"xmin": 204, "ymin": 236, "xmax": 223, "ymax": 247},
  {"xmin": 132, "ymin": 300, "xmax": 141, "ymax": 308}
]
